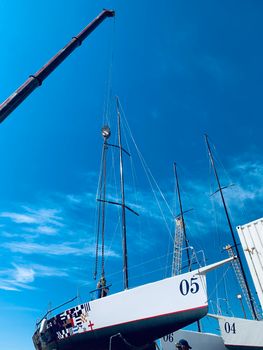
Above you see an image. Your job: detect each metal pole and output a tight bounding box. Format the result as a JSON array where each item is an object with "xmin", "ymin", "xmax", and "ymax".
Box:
[
  {"xmin": 173, "ymin": 162, "xmax": 191, "ymax": 271},
  {"xmin": 101, "ymin": 136, "xmax": 109, "ymax": 278},
  {"xmin": 173, "ymin": 162, "xmax": 201, "ymax": 332},
  {"xmin": 205, "ymin": 134, "xmax": 258, "ymax": 320},
  {"xmin": 237, "ymin": 294, "xmax": 247, "ymax": 319},
  {"xmin": 116, "ymin": 97, "xmax": 129, "ymax": 290},
  {"xmin": 0, "ymin": 9, "xmax": 115, "ymax": 123}
]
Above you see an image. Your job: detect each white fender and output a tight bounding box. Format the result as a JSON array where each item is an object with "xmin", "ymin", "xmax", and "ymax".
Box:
[{"xmin": 39, "ymin": 318, "xmax": 47, "ymax": 334}]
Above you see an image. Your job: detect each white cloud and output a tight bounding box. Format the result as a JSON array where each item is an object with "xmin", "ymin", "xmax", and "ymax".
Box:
[
  {"xmin": 1, "ymin": 231, "xmax": 20, "ymax": 238},
  {"xmin": 2, "ymin": 241, "xmax": 119, "ymax": 258},
  {"xmin": 0, "ymin": 207, "xmax": 64, "ymax": 228},
  {"xmin": 23, "ymin": 207, "xmax": 64, "ymax": 227},
  {"xmin": 31, "ymin": 264, "xmax": 68, "ymax": 277},
  {"xmin": 0, "ymin": 212, "xmax": 37, "ymax": 224},
  {"xmin": 0, "ymin": 263, "xmax": 69, "ymax": 292},
  {"xmin": 26, "ymin": 225, "xmax": 58, "ymax": 235},
  {"xmin": 13, "ymin": 265, "xmax": 35, "ymax": 283},
  {"xmin": 0, "ymin": 266, "xmax": 36, "ymax": 292},
  {"xmin": 0, "ymin": 284, "xmax": 19, "ymax": 291},
  {"xmin": 172, "ymin": 157, "xmax": 263, "ymax": 238},
  {"xmin": 66, "ymin": 194, "xmax": 82, "ymax": 204}
]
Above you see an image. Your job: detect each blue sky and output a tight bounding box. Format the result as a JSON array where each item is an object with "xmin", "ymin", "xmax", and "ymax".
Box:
[{"xmin": 1, "ymin": 1, "xmax": 263, "ymax": 349}]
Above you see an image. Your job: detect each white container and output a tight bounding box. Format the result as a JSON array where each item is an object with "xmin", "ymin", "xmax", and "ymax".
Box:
[{"xmin": 237, "ymin": 218, "xmax": 263, "ymax": 310}]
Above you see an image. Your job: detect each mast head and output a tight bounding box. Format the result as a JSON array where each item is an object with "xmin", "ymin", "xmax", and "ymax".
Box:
[{"xmin": 101, "ymin": 125, "xmax": 111, "ymax": 140}]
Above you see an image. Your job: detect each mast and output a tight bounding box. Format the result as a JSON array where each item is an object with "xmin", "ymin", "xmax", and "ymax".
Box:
[
  {"xmin": 0, "ymin": 9, "xmax": 114, "ymax": 123},
  {"xmin": 205, "ymin": 134, "xmax": 258, "ymax": 320},
  {"xmin": 173, "ymin": 162, "xmax": 201, "ymax": 332},
  {"xmin": 95, "ymin": 99, "xmax": 138, "ymax": 290},
  {"xmin": 101, "ymin": 126, "xmax": 111, "ymax": 278},
  {"xmin": 116, "ymin": 97, "xmax": 129, "ymax": 290},
  {"xmin": 94, "ymin": 126, "xmax": 111, "ymax": 281},
  {"xmin": 173, "ymin": 162, "xmax": 191, "ymax": 271}
]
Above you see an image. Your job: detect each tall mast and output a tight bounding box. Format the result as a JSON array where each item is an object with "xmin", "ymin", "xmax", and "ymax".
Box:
[
  {"xmin": 100, "ymin": 126, "xmax": 111, "ymax": 278},
  {"xmin": 205, "ymin": 134, "xmax": 258, "ymax": 320},
  {"xmin": 96, "ymin": 99, "xmax": 138, "ymax": 289},
  {"xmin": 116, "ymin": 97, "xmax": 129, "ymax": 290},
  {"xmin": 173, "ymin": 162, "xmax": 191, "ymax": 271},
  {"xmin": 173, "ymin": 162, "xmax": 201, "ymax": 332},
  {"xmin": 94, "ymin": 126, "xmax": 111, "ymax": 281}
]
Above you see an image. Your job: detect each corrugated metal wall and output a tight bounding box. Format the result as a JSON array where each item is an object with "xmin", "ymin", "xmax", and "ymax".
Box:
[{"xmin": 237, "ymin": 218, "xmax": 263, "ymax": 310}]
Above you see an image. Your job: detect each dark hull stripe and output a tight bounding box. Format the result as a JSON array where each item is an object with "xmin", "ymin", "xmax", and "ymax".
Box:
[
  {"xmin": 67, "ymin": 303, "xmax": 207, "ymax": 335},
  {"xmin": 39, "ymin": 304, "xmax": 207, "ymax": 350}
]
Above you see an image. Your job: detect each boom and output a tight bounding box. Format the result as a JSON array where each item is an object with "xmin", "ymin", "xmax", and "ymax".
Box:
[{"xmin": 0, "ymin": 9, "xmax": 114, "ymax": 124}]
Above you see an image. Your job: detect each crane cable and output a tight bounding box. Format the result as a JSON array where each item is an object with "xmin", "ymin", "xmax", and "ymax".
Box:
[
  {"xmin": 94, "ymin": 147, "xmax": 104, "ymax": 280},
  {"xmin": 93, "ymin": 18, "xmax": 115, "ymax": 281}
]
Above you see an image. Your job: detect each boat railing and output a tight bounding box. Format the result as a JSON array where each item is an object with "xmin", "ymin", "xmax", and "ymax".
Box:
[
  {"xmin": 36, "ymin": 295, "xmax": 78, "ymax": 327},
  {"xmin": 89, "ymin": 284, "xmax": 112, "ymax": 300}
]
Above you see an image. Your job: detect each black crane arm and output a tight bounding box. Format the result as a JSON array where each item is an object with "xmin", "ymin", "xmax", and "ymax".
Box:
[{"xmin": 0, "ymin": 9, "xmax": 115, "ymax": 124}]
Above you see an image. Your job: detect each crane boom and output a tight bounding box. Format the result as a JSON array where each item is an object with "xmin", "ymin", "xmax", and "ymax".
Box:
[{"xmin": 0, "ymin": 9, "xmax": 115, "ymax": 124}]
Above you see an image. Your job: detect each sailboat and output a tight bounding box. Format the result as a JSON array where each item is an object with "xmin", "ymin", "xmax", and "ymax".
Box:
[
  {"xmin": 161, "ymin": 160, "xmax": 228, "ymax": 350},
  {"xmin": 162, "ymin": 135, "xmax": 263, "ymax": 350},
  {"xmin": 32, "ymin": 107, "xmax": 233, "ymax": 350},
  {"xmin": 209, "ymin": 217, "xmax": 263, "ymax": 350},
  {"xmin": 204, "ymin": 135, "xmax": 263, "ymax": 350}
]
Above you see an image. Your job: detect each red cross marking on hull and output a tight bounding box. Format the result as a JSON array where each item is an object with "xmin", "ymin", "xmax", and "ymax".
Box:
[{"xmin": 88, "ymin": 320, "xmax": 94, "ymax": 331}]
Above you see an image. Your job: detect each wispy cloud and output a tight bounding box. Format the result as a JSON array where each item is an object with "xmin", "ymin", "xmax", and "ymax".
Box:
[
  {"xmin": 13, "ymin": 265, "xmax": 35, "ymax": 283},
  {"xmin": 0, "ymin": 265, "xmax": 36, "ymax": 292},
  {"xmin": 0, "ymin": 207, "xmax": 64, "ymax": 227},
  {"xmin": 2, "ymin": 241, "xmax": 119, "ymax": 258},
  {"xmin": 176, "ymin": 156, "xmax": 263, "ymax": 237},
  {"xmin": 0, "ymin": 263, "xmax": 69, "ymax": 292},
  {"xmin": 0, "ymin": 212, "xmax": 37, "ymax": 224},
  {"xmin": 26, "ymin": 225, "xmax": 59, "ymax": 235}
]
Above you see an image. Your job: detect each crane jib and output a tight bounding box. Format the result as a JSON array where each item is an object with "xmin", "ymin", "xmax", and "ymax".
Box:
[{"xmin": 0, "ymin": 9, "xmax": 115, "ymax": 124}]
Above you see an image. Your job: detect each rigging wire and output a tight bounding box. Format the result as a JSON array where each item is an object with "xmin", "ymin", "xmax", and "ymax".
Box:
[
  {"xmin": 119, "ymin": 101, "xmax": 174, "ymax": 240},
  {"xmin": 93, "ymin": 18, "xmax": 116, "ymax": 282},
  {"xmin": 93, "ymin": 143, "xmax": 105, "ymax": 280},
  {"xmin": 119, "ymin": 100, "xmax": 176, "ymax": 279},
  {"xmin": 121, "ymin": 116, "xmax": 145, "ymax": 270},
  {"xmin": 102, "ymin": 17, "xmax": 116, "ymax": 125},
  {"xmin": 208, "ymin": 264, "xmax": 232, "ymax": 301},
  {"xmin": 206, "ymin": 140, "xmax": 231, "ymax": 313}
]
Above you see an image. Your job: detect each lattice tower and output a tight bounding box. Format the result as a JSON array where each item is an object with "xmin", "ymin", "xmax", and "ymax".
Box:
[
  {"xmin": 172, "ymin": 217, "xmax": 184, "ymax": 276},
  {"xmin": 226, "ymin": 244, "xmax": 261, "ymax": 320}
]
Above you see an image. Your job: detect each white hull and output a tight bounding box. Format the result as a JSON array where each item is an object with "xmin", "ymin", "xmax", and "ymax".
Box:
[
  {"xmin": 33, "ymin": 259, "xmax": 233, "ymax": 350},
  {"xmin": 161, "ymin": 329, "xmax": 227, "ymax": 350},
  {"xmin": 210, "ymin": 314, "xmax": 263, "ymax": 350}
]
